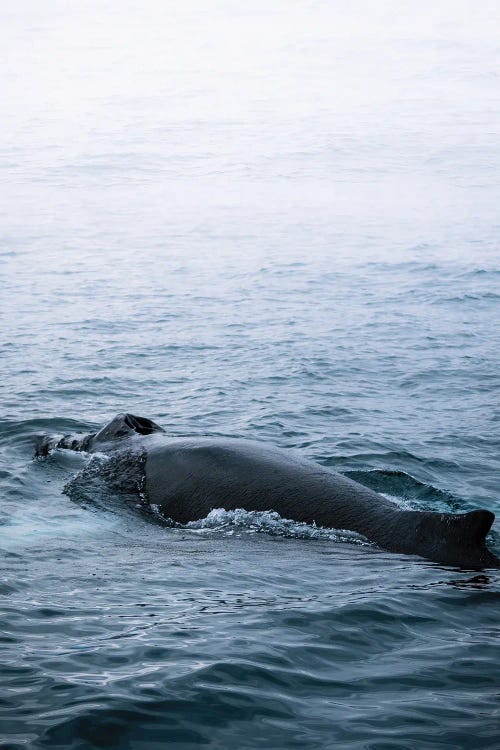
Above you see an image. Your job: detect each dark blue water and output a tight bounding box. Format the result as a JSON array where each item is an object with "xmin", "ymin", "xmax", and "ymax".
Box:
[{"xmin": 1, "ymin": 2, "xmax": 500, "ymax": 748}]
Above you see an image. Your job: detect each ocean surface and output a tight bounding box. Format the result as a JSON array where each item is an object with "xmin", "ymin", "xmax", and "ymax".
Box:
[{"xmin": 1, "ymin": 1, "xmax": 500, "ymax": 748}]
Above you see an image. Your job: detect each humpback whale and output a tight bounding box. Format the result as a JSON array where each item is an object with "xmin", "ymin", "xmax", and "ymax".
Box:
[{"xmin": 35, "ymin": 413, "xmax": 500, "ymax": 569}]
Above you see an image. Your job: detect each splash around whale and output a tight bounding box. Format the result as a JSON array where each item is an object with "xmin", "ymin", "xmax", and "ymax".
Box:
[{"xmin": 35, "ymin": 413, "xmax": 500, "ymax": 569}]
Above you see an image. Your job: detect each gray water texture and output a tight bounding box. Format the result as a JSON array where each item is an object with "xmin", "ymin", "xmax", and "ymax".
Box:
[{"xmin": 1, "ymin": 1, "xmax": 500, "ymax": 748}]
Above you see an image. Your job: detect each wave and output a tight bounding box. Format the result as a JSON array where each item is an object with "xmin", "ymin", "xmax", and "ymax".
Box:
[
  {"xmin": 343, "ymin": 468, "xmax": 458, "ymax": 510},
  {"xmin": 0, "ymin": 417, "xmax": 96, "ymax": 452}
]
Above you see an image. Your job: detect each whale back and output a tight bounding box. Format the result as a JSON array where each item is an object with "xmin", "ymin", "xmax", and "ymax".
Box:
[{"xmin": 144, "ymin": 437, "xmax": 500, "ymax": 569}]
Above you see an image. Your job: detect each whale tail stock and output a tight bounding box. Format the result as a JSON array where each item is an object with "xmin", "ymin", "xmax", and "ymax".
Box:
[{"xmin": 391, "ymin": 507, "xmax": 500, "ymax": 568}]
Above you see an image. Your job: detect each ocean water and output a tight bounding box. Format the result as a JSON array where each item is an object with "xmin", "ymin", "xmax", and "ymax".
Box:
[{"xmin": 1, "ymin": 1, "xmax": 500, "ymax": 748}]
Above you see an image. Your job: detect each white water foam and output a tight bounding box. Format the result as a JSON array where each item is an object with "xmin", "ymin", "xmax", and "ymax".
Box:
[{"xmin": 151, "ymin": 505, "xmax": 370, "ymax": 545}]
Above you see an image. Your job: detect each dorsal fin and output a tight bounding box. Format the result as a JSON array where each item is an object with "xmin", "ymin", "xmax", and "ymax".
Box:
[
  {"xmin": 412, "ymin": 507, "xmax": 499, "ymax": 567},
  {"xmin": 462, "ymin": 509, "xmax": 495, "ymax": 546}
]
